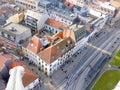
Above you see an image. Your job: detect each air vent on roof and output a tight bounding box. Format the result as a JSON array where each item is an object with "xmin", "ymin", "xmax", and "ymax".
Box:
[{"xmin": 9, "ymin": 27, "xmax": 17, "ymax": 32}]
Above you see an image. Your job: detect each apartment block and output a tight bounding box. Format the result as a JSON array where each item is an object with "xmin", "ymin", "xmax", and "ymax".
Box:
[
  {"xmin": 25, "ymin": 10, "xmax": 48, "ymax": 32},
  {"xmin": 14, "ymin": 0, "xmax": 39, "ymax": 10},
  {"xmin": 45, "ymin": 18, "xmax": 67, "ymax": 34}
]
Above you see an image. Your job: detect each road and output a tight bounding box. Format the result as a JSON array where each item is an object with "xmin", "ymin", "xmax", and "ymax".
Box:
[
  {"xmin": 72, "ymin": 33, "xmax": 120, "ymax": 90},
  {"xmin": 54, "ymin": 25, "xmax": 120, "ymax": 90}
]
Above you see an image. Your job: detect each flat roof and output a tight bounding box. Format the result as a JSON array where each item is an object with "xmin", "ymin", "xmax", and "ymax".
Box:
[
  {"xmin": 100, "ymin": 2, "xmax": 116, "ymax": 11},
  {"xmin": 1, "ymin": 23, "xmax": 30, "ymax": 36},
  {"xmin": 25, "ymin": 10, "xmax": 44, "ymax": 19}
]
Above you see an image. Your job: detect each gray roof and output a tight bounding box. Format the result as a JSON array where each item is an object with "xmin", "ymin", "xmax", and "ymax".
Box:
[{"xmin": 0, "ymin": 23, "xmax": 30, "ymax": 37}]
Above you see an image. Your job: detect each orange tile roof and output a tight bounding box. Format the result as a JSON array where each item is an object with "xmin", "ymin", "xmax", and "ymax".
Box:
[
  {"xmin": 38, "ymin": 37, "xmax": 74, "ymax": 64},
  {"xmin": 45, "ymin": 18, "xmax": 67, "ymax": 29},
  {"xmin": 0, "ymin": 54, "xmax": 17, "ymax": 71},
  {"xmin": 9, "ymin": 61, "xmax": 38, "ymax": 87},
  {"xmin": 64, "ymin": 1, "xmax": 74, "ymax": 8},
  {"xmin": 27, "ymin": 36, "xmax": 42, "ymax": 53}
]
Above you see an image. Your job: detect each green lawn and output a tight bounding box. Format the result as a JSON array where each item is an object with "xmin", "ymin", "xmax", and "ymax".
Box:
[
  {"xmin": 92, "ymin": 70, "xmax": 120, "ymax": 90},
  {"xmin": 110, "ymin": 50, "xmax": 120, "ymax": 66}
]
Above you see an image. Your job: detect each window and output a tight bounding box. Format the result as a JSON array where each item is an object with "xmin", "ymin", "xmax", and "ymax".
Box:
[
  {"xmin": 1, "ymin": 32, "xmax": 4, "ymax": 36},
  {"xmin": 55, "ymin": 30, "xmax": 57, "ymax": 33}
]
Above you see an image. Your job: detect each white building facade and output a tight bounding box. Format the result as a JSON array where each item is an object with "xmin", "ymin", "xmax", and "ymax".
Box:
[
  {"xmin": 44, "ymin": 24, "xmax": 62, "ymax": 34},
  {"xmin": 25, "ymin": 10, "xmax": 48, "ymax": 32},
  {"xmin": 15, "ymin": 0, "xmax": 39, "ymax": 10},
  {"xmin": 22, "ymin": 46, "xmax": 74, "ymax": 76}
]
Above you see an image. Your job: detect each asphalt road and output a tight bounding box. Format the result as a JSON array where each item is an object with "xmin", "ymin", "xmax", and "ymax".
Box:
[{"xmin": 54, "ymin": 25, "xmax": 120, "ymax": 90}]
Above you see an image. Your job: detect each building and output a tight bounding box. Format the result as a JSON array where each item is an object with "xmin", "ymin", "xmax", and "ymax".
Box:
[
  {"xmin": 0, "ymin": 52, "xmax": 19, "ymax": 83},
  {"xmin": 47, "ymin": 4, "xmax": 78, "ymax": 25},
  {"xmin": 25, "ymin": 10, "xmax": 48, "ymax": 32},
  {"xmin": 14, "ymin": 0, "xmax": 39, "ymax": 10},
  {"xmin": 89, "ymin": 2, "xmax": 116, "ymax": 17},
  {"xmin": 66, "ymin": 0, "xmax": 85, "ymax": 7},
  {"xmin": 110, "ymin": 0, "xmax": 120, "ymax": 9},
  {"xmin": 23, "ymin": 30, "xmax": 75, "ymax": 76},
  {"xmin": 0, "ymin": 51, "xmax": 39, "ymax": 90},
  {"xmin": 1, "ymin": 0, "xmax": 14, "ymax": 3},
  {"xmin": 22, "ymin": 22, "xmax": 86, "ymax": 75},
  {"xmin": 45, "ymin": 18, "xmax": 67, "ymax": 34},
  {"xmin": 6, "ymin": 13, "xmax": 24, "ymax": 24},
  {"xmin": 0, "ymin": 22, "xmax": 31, "ymax": 44},
  {"xmin": 0, "ymin": 6, "xmax": 18, "ymax": 26},
  {"xmin": 65, "ymin": 24, "xmax": 86, "ymax": 42},
  {"xmin": 85, "ymin": 17, "xmax": 108, "ymax": 31}
]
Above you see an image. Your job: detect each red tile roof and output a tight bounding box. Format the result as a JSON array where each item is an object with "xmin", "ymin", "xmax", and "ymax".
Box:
[
  {"xmin": 0, "ymin": 36, "xmax": 17, "ymax": 49},
  {"xmin": 27, "ymin": 36, "xmax": 43, "ymax": 53},
  {"xmin": 27, "ymin": 30, "xmax": 75, "ymax": 64},
  {"xmin": 9, "ymin": 61, "xmax": 38, "ymax": 87},
  {"xmin": 0, "ymin": 6, "xmax": 18, "ymax": 17},
  {"xmin": 64, "ymin": 1, "xmax": 74, "ymax": 8},
  {"xmin": 0, "ymin": 54, "xmax": 17, "ymax": 71},
  {"xmin": 38, "ymin": 37, "xmax": 74, "ymax": 64},
  {"xmin": 45, "ymin": 18, "xmax": 67, "ymax": 29}
]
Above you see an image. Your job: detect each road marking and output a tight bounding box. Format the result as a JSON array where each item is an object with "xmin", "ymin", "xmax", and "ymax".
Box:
[{"xmin": 86, "ymin": 42, "xmax": 112, "ymax": 56}]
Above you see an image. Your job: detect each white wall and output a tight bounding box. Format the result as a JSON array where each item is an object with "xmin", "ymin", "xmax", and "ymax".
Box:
[
  {"xmin": 45, "ymin": 24, "xmax": 61, "ymax": 34},
  {"xmin": 24, "ymin": 46, "xmax": 74, "ymax": 76},
  {"xmin": 37, "ymin": 14, "xmax": 49, "ymax": 31}
]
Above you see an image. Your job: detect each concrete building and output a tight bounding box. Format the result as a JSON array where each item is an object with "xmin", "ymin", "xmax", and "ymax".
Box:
[
  {"xmin": 14, "ymin": 0, "xmax": 40, "ymax": 10},
  {"xmin": 65, "ymin": 0, "xmax": 85, "ymax": 7},
  {"xmin": 0, "ymin": 22, "xmax": 31, "ymax": 44},
  {"xmin": 45, "ymin": 18, "xmax": 67, "ymax": 34},
  {"xmin": 47, "ymin": 4, "xmax": 78, "ymax": 25},
  {"xmin": 25, "ymin": 10, "xmax": 48, "ymax": 32},
  {"xmin": 0, "ymin": 6, "xmax": 18, "ymax": 26},
  {"xmin": 89, "ymin": 2, "xmax": 116, "ymax": 17}
]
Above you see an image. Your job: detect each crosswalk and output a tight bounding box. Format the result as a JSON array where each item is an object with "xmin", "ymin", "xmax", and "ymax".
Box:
[{"xmin": 86, "ymin": 42, "xmax": 112, "ymax": 55}]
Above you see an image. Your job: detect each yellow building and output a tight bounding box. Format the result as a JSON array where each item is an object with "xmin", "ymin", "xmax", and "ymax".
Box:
[{"xmin": 6, "ymin": 13, "xmax": 24, "ymax": 24}]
